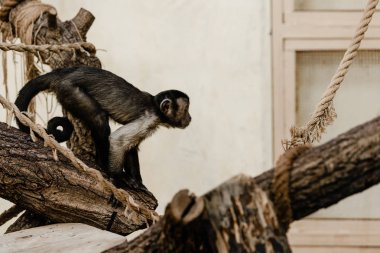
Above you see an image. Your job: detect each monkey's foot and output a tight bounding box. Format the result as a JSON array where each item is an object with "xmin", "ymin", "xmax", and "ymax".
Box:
[
  {"xmin": 112, "ymin": 177, "xmax": 147, "ymax": 191},
  {"xmin": 110, "ymin": 177, "xmax": 158, "ymax": 210}
]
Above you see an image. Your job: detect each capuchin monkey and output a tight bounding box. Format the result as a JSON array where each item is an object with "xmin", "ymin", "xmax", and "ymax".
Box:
[{"xmin": 15, "ymin": 66, "xmax": 191, "ymax": 188}]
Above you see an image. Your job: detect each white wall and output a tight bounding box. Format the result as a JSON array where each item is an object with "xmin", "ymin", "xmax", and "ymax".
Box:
[{"xmin": 0, "ymin": 0, "xmax": 272, "ymax": 233}]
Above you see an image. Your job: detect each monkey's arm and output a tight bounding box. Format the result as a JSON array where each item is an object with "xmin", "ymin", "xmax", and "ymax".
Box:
[
  {"xmin": 123, "ymin": 148, "xmax": 142, "ymax": 183},
  {"xmin": 109, "ymin": 143, "xmax": 144, "ymax": 189},
  {"xmin": 109, "ymin": 123, "xmax": 153, "ymax": 189}
]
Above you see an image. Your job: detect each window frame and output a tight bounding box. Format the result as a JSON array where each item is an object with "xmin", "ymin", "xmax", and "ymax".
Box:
[{"xmin": 272, "ymin": 0, "xmax": 380, "ymax": 159}]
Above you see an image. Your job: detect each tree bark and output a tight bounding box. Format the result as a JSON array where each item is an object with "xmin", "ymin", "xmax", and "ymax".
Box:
[
  {"xmin": 104, "ymin": 115, "xmax": 380, "ymax": 252},
  {"xmin": 0, "ymin": 123, "xmax": 156, "ymax": 235}
]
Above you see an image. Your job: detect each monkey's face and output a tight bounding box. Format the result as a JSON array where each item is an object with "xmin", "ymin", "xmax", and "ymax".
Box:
[
  {"xmin": 174, "ymin": 97, "xmax": 191, "ymax": 128},
  {"xmin": 160, "ymin": 96, "xmax": 191, "ymax": 129}
]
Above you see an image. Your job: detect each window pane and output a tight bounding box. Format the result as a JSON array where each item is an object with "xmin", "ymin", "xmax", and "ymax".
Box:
[
  {"xmin": 296, "ymin": 50, "xmax": 380, "ymax": 218},
  {"xmin": 295, "ymin": 0, "xmax": 368, "ymax": 11}
]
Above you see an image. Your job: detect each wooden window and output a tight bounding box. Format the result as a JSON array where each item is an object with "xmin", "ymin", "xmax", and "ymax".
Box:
[
  {"xmin": 272, "ymin": 0, "xmax": 380, "ymax": 219},
  {"xmin": 295, "ymin": 0, "xmax": 368, "ymax": 11}
]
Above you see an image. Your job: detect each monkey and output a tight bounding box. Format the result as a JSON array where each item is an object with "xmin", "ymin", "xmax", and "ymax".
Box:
[{"xmin": 15, "ymin": 66, "xmax": 191, "ymax": 188}]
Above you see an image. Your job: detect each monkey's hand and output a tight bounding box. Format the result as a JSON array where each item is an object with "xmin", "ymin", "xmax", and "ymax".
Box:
[{"xmin": 110, "ymin": 176, "xmax": 148, "ymax": 192}]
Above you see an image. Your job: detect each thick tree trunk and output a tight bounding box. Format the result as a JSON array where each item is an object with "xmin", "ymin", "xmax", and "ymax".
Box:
[{"xmin": 104, "ymin": 115, "xmax": 380, "ymax": 252}]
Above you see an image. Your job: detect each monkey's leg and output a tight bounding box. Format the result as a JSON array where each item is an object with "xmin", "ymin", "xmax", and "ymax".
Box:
[
  {"xmin": 108, "ymin": 143, "xmax": 140, "ymax": 188},
  {"xmin": 109, "ymin": 148, "xmax": 147, "ymax": 190},
  {"xmin": 55, "ymin": 85, "xmax": 110, "ymax": 169},
  {"xmin": 124, "ymin": 148, "xmax": 142, "ymax": 183},
  {"xmin": 109, "ymin": 140, "xmax": 146, "ymax": 189},
  {"xmin": 123, "ymin": 148, "xmax": 147, "ymax": 189}
]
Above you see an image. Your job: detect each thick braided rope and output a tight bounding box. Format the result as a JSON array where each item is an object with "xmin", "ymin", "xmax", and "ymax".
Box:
[
  {"xmin": 0, "ymin": 41, "xmax": 97, "ymax": 55},
  {"xmin": 285, "ymin": 0, "xmax": 379, "ymax": 149},
  {"xmin": 0, "ymin": 94, "xmax": 159, "ymax": 223}
]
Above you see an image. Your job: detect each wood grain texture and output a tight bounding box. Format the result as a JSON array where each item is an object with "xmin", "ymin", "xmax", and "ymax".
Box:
[
  {"xmin": 105, "ymin": 177, "xmax": 291, "ymax": 253},
  {"xmin": 0, "ymin": 123, "xmax": 154, "ymax": 235},
  {"xmin": 255, "ymin": 115, "xmax": 380, "ymax": 222}
]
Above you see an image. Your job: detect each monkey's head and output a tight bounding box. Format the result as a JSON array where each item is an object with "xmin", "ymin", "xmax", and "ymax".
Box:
[{"xmin": 155, "ymin": 90, "xmax": 191, "ymax": 129}]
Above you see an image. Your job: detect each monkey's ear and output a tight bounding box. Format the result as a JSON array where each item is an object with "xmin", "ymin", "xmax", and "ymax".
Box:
[{"xmin": 160, "ymin": 98, "xmax": 172, "ymax": 114}]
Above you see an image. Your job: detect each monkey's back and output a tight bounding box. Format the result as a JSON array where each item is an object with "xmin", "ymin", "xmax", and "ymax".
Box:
[{"xmin": 49, "ymin": 66, "xmax": 155, "ymax": 124}]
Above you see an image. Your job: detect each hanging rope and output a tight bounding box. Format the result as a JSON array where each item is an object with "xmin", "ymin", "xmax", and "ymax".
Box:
[{"xmin": 284, "ymin": 0, "xmax": 379, "ymax": 149}]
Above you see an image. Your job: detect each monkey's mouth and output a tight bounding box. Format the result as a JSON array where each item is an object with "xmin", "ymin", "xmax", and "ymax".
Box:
[{"xmin": 179, "ymin": 119, "xmax": 191, "ymax": 128}]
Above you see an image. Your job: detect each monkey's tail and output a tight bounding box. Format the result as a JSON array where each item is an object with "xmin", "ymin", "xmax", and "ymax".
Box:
[
  {"xmin": 15, "ymin": 76, "xmax": 51, "ymax": 133},
  {"xmin": 14, "ymin": 74, "xmax": 74, "ymax": 143},
  {"xmin": 47, "ymin": 117, "xmax": 74, "ymax": 142}
]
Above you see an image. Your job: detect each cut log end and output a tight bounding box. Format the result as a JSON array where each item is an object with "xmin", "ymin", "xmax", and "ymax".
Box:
[{"xmin": 71, "ymin": 8, "xmax": 95, "ymax": 40}]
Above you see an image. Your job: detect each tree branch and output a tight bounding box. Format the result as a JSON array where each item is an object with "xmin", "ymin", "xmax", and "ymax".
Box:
[
  {"xmin": 255, "ymin": 114, "xmax": 380, "ymax": 220},
  {"xmin": 0, "ymin": 123, "xmax": 156, "ymax": 235},
  {"xmin": 105, "ymin": 115, "xmax": 380, "ymax": 252},
  {"xmin": 71, "ymin": 8, "xmax": 95, "ymax": 40}
]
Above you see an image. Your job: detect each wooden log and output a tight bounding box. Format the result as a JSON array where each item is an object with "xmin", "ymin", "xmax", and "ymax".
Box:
[
  {"xmin": 0, "ymin": 123, "xmax": 156, "ymax": 235},
  {"xmin": 255, "ymin": 113, "xmax": 380, "ymax": 221},
  {"xmin": 105, "ymin": 115, "xmax": 380, "ymax": 252},
  {"xmin": 71, "ymin": 8, "xmax": 95, "ymax": 41}
]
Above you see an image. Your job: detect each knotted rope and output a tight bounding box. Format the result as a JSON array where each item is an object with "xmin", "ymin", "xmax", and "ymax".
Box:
[
  {"xmin": 272, "ymin": 145, "xmax": 311, "ymax": 231},
  {"xmin": 284, "ymin": 0, "xmax": 379, "ymax": 149}
]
